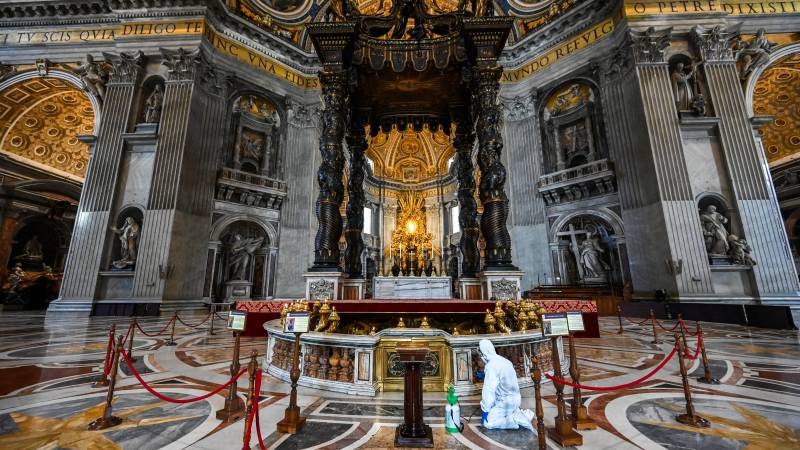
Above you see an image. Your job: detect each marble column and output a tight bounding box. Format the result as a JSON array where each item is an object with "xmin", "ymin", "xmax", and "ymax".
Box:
[
  {"xmin": 474, "ymin": 66, "xmax": 515, "ymax": 268},
  {"xmin": 0, "ymin": 207, "xmax": 19, "ymax": 282},
  {"xmin": 51, "ymin": 51, "xmax": 144, "ymax": 314},
  {"xmin": 692, "ymin": 26, "xmax": 800, "ymax": 300},
  {"xmin": 344, "ymin": 121, "xmax": 366, "ymax": 278},
  {"xmin": 501, "ymin": 91, "xmax": 550, "ymax": 288},
  {"xmin": 311, "ymin": 70, "xmax": 347, "ymax": 271},
  {"xmin": 274, "ymin": 100, "xmax": 319, "ymax": 297},
  {"xmin": 131, "ymin": 50, "xmax": 229, "ymax": 310},
  {"xmin": 453, "ymin": 108, "xmax": 480, "ymax": 278},
  {"xmin": 622, "ymin": 28, "xmax": 714, "ymax": 297}
]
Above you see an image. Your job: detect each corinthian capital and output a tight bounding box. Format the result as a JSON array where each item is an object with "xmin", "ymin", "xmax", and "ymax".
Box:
[
  {"xmin": 692, "ymin": 25, "xmax": 738, "ymax": 62},
  {"xmin": 160, "ymin": 47, "xmax": 200, "ymax": 81},
  {"xmin": 102, "ymin": 51, "xmax": 144, "ymax": 83},
  {"xmin": 500, "ymin": 91, "xmax": 537, "ymax": 122},
  {"xmin": 629, "ymin": 27, "xmax": 672, "ymax": 64}
]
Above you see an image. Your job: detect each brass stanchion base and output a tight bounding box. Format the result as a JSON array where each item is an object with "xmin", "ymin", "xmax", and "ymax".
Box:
[
  {"xmin": 91, "ymin": 376, "xmax": 110, "ymax": 388},
  {"xmin": 87, "ymin": 415, "xmax": 122, "ymax": 430},
  {"xmin": 394, "ymin": 423, "xmax": 433, "ymax": 448},
  {"xmin": 277, "ymin": 405, "xmax": 306, "ymax": 434},
  {"xmin": 547, "ymin": 417, "xmax": 583, "ymax": 446},
  {"xmin": 676, "ymin": 413, "xmax": 710, "ymax": 428},
  {"xmin": 165, "ymin": 340, "xmax": 176, "ymax": 346},
  {"xmin": 572, "ymin": 405, "xmax": 598, "ymax": 430},
  {"xmin": 215, "ymin": 395, "xmax": 245, "ymax": 422},
  {"xmin": 697, "ymin": 376, "xmax": 720, "ymax": 385}
]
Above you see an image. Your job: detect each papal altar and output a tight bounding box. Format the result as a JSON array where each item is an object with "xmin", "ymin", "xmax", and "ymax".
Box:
[{"xmin": 373, "ymin": 276, "xmax": 451, "ymax": 299}]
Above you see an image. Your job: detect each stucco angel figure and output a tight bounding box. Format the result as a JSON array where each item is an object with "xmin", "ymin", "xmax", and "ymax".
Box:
[
  {"xmin": 579, "ymin": 235, "xmax": 610, "ymax": 279},
  {"xmin": 728, "ymin": 235, "xmax": 757, "ymax": 266},
  {"xmin": 735, "ymin": 29, "xmax": 776, "ymax": 81},
  {"xmin": 700, "ymin": 205, "xmax": 729, "ymax": 255},
  {"xmin": 228, "ymin": 234, "xmax": 265, "ymax": 280},
  {"xmin": 73, "ymin": 54, "xmax": 108, "ymax": 102},
  {"xmin": 671, "ymin": 61, "xmax": 699, "ymax": 111},
  {"xmin": 111, "ymin": 217, "xmax": 141, "ymax": 267}
]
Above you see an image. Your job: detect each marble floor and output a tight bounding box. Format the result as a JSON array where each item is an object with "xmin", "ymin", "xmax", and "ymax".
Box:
[{"xmin": 0, "ymin": 312, "xmax": 798, "ymax": 449}]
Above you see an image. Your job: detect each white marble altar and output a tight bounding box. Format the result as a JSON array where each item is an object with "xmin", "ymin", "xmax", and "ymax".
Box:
[{"xmin": 373, "ymin": 276, "xmax": 452, "ymax": 299}]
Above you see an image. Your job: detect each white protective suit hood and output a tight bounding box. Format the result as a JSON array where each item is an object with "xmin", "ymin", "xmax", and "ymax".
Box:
[{"xmin": 479, "ymin": 339, "xmax": 534, "ymax": 430}]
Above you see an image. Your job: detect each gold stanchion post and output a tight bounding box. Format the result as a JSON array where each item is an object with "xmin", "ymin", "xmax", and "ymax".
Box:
[
  {"xmin": 242, "ymin": 350, "xmax": 259, "ymax": 450},
  {"xmin": 546, "ymin": 336, "xmax": 582, "ymax": 446},
  {"xmin": 127, "ymin": 320, "xmax": 137, "ymax": 363},
  {"xmin": 650, "ymin": 309, "xmax": 662, "ymax": 344},
  {"xmin": 166, "ymin": 313, "xmax": 177, "ymax": 346},
  {"xmin": 675, "ymin": 333, "xmax": 710, "ymax": 428},
  {"xmin": 616, "ymin": 305, "xmax": 624, "ymax": 334},
  {"xmin": 695, "ymin": 323, "xmax": 719, "ymax": 384},
  {"xmin": 93, "ymin": 323, "xmax": 115, "ymax": 387},
  {"xmin": 531, "ymin": 351, "xmax": 547, "ymax": 450},
  {"xmin": 216, "ymin": 330, "xmax": 245, "ymax": 421},
  {"xmin": 677, "ymin": 314, "xmax": 688, "ymax": 351},
  {"xmin": 277, "ymin": 331, "xmax": 306, "ymax": 433},
  {"xmin": 568, "ymin": 332, "xmax": 597, "ymax": 430},
  {"xmin": 88, "ymin": 335, "xmax": 124, "ymax": 430}
]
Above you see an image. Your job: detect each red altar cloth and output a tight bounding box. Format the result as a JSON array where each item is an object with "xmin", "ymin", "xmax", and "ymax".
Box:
[{"xmin": 234, "ymin": 299, "xmax": 598, "ymax": 338}]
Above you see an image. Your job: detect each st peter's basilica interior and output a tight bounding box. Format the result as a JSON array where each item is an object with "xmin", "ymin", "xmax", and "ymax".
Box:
[{"xmin": 0, "ymin": 0, "xmax": 799, "ymax": 449}]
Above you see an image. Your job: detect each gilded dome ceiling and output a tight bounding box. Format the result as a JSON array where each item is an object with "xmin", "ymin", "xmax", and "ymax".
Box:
[
  {"xmin": 0, "ymin": 77, "xmax": 94, "ymax": 181},
  {"xmin": 366, "ymin": 122, "xmax": 454, "ymax": 185},
  {"xmin": 754, "ymin": 52, "xmax": 800, "ymax": 166}
]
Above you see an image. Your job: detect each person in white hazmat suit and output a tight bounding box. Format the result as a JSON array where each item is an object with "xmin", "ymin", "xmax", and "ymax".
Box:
[{"xmin": 479, "ymin": 339, "xmax": 535, "ymax": 430}]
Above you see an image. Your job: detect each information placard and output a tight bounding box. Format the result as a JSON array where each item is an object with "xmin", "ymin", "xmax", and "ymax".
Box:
[
  {"xmin": 284, "ymin": 312, "xmax": 310, "ymax": 333},
  {"xmin": 566, "ymin": 311, "xmax": 585, "ymax": 332},
  {"xmin": 542, "ymin": 313, "xmax": 570, "ymax": 337},
  {"xmin": 227, "ymin": 311, "xmax": 247, "ymax": 331}
]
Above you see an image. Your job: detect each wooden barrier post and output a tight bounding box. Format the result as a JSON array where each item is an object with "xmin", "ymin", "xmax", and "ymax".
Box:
[
  {"xmin": 127, "ymin": 320, "xmax": 137, "ymax": 363},
  {"xmin": 568, "ymin": 332, "xmax": 597, "ymax": 430},
  {"xmin": 546, "ymin": 336, "xmax": 582, "ymax": 446},
  {"xmin": 88, "ymin": 335, "xmax": 124, "ymax": 430},
  {"xmin": 242, "ymin": 350, "xmax": 259, "ymax": 450},
  {"xmin": 616, "ymin": 305, "xmax": 624, "ymax": 335},
  {"xmin": 650, "ymin": 309, "xmax": 662, "ymax": 344},
  {"xmin": 216, "ymin": 330, "xmax": 245, "ymax": 421},
  {"xmin": 695, "ymin": 324, "xmax": 719, "ymax": 385},
  {"xmin": 93, "ymin": 323, "xmax": 116, "ymax": 387},
  {"xmin": 166, "ymin": 313, "xmax": 177, "ymax": 346},
  {"xmin": 674, "ymin": 333, "xmax": 710, "ymax": 428},
  {"xmin": 531, "ymin": 351, "xmax": 547, "ymax": 450},
  {"xmin": 277, "ymin": 332, "xmax": 306, "ymax": 433}
]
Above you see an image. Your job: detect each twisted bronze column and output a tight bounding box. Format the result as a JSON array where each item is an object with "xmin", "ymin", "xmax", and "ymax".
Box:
[
  {"xmin": 344, "ymin": 121, "xmax": 366, "ymax": 278},
  {"xmin": 312, "ymin": 70, "xmax": 348, "ymax": 270},
  {"xmin": 473, "ymin": 65, "xmax": 514, "ymax": 268},
  {"xmin": 453, "ymin": 114, "xmax": 480, "ymax": 278}
]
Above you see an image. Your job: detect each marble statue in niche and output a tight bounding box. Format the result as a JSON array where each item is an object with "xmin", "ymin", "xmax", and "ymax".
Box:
[
  {"xmin": 110, "ymin": 216, "xmax": 140, "ymax": 269},
  {"xmin": 699, "ymin": 205, "xmax": 730, "ymax": 256},
  {"xmin": 227, "ymin": 234, "xmax": 265, "ymax": 281},
  {"xmin": 143, "ymin": 85, "xmax": 164, "ymax": 124},
  {"xmin": 728, "ymin": 235, "xmax": 757, "ymax": 266},
  {"xmin": 670, "ymin": 62, "xmax": 699, "ymax": 111},
  {"xmin": 579, "ymin": 234, "xmax": 610, "ymax": 278}
]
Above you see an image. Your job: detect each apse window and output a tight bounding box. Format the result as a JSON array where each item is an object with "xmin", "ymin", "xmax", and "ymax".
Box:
[
  {"xmin": 451, "ymin": 205, "xmax": 460, "ymax": 234},
  {"xmin": 363, "ymin": 207, "xmax": 372, "ymax": 234}
]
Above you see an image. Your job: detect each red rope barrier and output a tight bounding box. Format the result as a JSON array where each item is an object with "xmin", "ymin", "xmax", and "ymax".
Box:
[
  {"xmin": 243, "ymin": 371, "xmax": 260, "ymax": 450},
  {"xmin": 136, "ymin": 317, "xmax": 176, "ymax": 337},
  {"xmin": 623, "ymin": 315, "xmax": 651, "ymax": 326},
  {"xmin": 254, "ymin": 371, "xmax": 267, "ymax": 450},
  {"xmin": 177, "ymin": 313, "xmax": 211, "ymax": 329},
  {"xmin": 655, "ymin": 319, "xmax": 682, "ymax": 332},
  {"xmin": 684, "ymin": 333, "xmax": 703, "ymax": 362},
  {"xmin": 120, "ymin": 324, "xmax": 133, "ymax": 346},
  {"xmin": 121, "ymin": 348, "xmax": 246, "ymax": 403},
  {"xmin": 546, "ymin": 347, "xmax": 678, "ymax": 391},
  {"xmin": 682, "ymin": 321, "xmax": 701, "ymax": 336}
]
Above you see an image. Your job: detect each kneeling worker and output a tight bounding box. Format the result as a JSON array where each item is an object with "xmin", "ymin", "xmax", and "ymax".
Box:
[{"xmin": 479, "ymin": 339, "xmax": 535, "ymax": 430}]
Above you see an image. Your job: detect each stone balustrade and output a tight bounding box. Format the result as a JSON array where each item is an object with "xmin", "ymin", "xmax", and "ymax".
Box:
[{"xmin": 537, "ymin": 158, "xmax": 616, "ymax": 205}]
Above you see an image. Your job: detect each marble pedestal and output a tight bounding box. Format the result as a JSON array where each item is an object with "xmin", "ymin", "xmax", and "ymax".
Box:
[
  {"xmin": 225, "ymin": 280, "xmax": 252, "ymax": 300},
  {"xmin": 373, "ymin": 276, "xmax": 451, "ymax": 299},
  {"xmin": 304, "ymin": 272, "xmax": 343, "ymax": 300},
  {"xmin": 481, "ymin": 270, "xmax": 525, "ymax": 300}
]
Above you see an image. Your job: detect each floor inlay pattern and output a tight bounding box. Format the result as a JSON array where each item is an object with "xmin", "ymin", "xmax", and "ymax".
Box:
[{"xmin": 0, "ymin": 312, "xmax": 797, "ymax": 449}]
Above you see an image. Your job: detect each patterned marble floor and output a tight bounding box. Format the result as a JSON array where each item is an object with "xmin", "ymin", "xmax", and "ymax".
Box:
[{"xmin": 0, "ymin": 311, "xmax": 798, "ymax": 449}]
